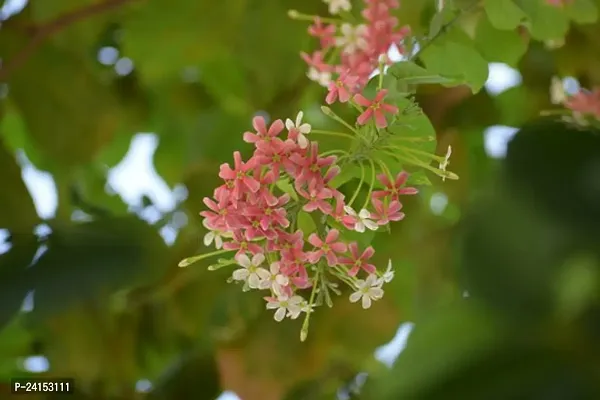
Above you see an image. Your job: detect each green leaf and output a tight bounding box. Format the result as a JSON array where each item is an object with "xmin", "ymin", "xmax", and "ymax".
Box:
[
  {"xmin": 121, "ymin": 0, "xmax": 247, "ymax": 84},
  {"xmin": 483, "ymin": 0, "xmax": 527, "ymax": 30},
  {"xmin": 29, "ymin": 216, "xmax": 170, "ymax": 321},
  {"xmin": 474, "ymin": 13, "xmax": 528, "ymax": 66},
  {"xmin": 388, "ymin": 61, "xmax": 456, "ymax": 85},
  {"xmin": 421, "ymin": 40, "xmax": 489, "ymax": 93},
  {"xmin": 0, "ymin": 30, "xmax": 120, "ymax": 170},
  {"xmin": 566, "ymin": 0, "xmax": 599, "ymax": 24},
  {"xmin": 297, "ymin": 211, "xmax": 317, "ymax": 237},
  {"xmin": 517, "ymin": 0, "xmax": 570, "ymax": 40},
  {"xmin": 276, "ymin": 178, "xmax": 299, "ymax": 201},
  {"xmin": 328, "ymin": 163, "xmax": 361, "ymax": 189},
  {"xmin": 406, "ymin": 170, "xmax": 433, "ymax": 186},
  {"xmin": 0, "ymin": 138, "xmax": 39, "ymax": 230}
]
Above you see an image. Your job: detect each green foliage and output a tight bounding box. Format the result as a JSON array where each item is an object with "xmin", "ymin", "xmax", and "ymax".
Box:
[{"xmin": 0, "ymin": 0, "xmax": 599, "ymax": 398}]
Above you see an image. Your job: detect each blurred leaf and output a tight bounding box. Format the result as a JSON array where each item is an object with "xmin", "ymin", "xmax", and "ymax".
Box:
[
  {"xmin": 517, "ymin": 0, "xmax": 570, "ymax": 40},
  {"xmin": 421, "ymin": 40, "xmax": 489, "ymax": 93},
  {"xmin": 0, "ymin": 106, "xmax": 47, "ymax": 170},
  {"xmin": 388, "ymin": 61, "xmax": 455, "ymax": 85},
  {"xmin": 0, "ymin": 138, "xmax": 39, "ymax": 230},
  {"xmin": 30, "ymin": 216, "xmax": 169, "ymax": 320},
  {"xmin": 483, "ymin": 0, "xmax": 527, "ymax": 30},
  {"xmin": 0, "ymin": 234, "xmax": 39, "ymax": 331},
  {"xmin": 0, "ymin": 29, "xmax": 120, "ymax": 170},
  {"xmin": 121, "ymin": 0, "xmax": 247, "ymax": 84},
  {"xmin": 566, "ymin": 0, "xmax": 599, "ymax": 24},
  {"xmin": 474, "ymin": 13, "xmax": 528, "ymax": 66}
]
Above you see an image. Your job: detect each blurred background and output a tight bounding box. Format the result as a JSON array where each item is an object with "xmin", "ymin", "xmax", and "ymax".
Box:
[{"xmin": 1, "ymin": 0, "xmax": 600, "ymax": 399}]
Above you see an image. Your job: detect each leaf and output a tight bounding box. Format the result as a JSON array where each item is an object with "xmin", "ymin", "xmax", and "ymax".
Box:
[
  {"xmin": 275, "ymin": 179, "xmax": 299, "ymax": 201},
  {"xmin": 328, "ymin": 163, "xmax": 361, "ymax": 189},
  {"xmin": 0, "ymin": 29, "xmax": 120, "ymax": 170},
  {"xmin": 29, "ymin": 216, "xmax": 170, "ymax": 321},
  {"xmin": 483, "ymin": 0, "xmax": 527, "ymax": 30},
  {"xmin": 121, "ymin": 0, "xmax": 247, "ymax": 84},
  {"xmin": 296, "ymin": 211, "xmax": 317, "ymax": 237},
  {"xmin": 406, "ymin": 170, "xmax": 433, "ymax": 186},
  {"xmin": 388, "ymin": 61, "xmax": 456, "ymax": 85},
  {"xmin": 0, "ymin": 138, "xmax": 39, "ymax": 230},
  {"xmin": 474, "ymin": 13, "xmax": 528, "ymax": 66},
  {"xmin": 517, "ymin": 0, "xmax": 570, "ymax": 40},
  {"xmin": 420, "ymin": 40, "xmax": 489, "ymax": 93},
  {"xmin": 566, "ymin": 0, "xmax": 599, "ymax": 24}
]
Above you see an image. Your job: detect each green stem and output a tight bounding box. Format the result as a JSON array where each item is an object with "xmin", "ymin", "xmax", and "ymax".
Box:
[
  {"xmin": 300, "ymin": 268, "xmax": 321, "ymax": 342},
  {"xmin": 288, "ymin": 10, "xmax": 344, "ymax": 25},
  {"xmin": 311, "ymin": 129, "xmax": 355, "ymax": 140},
  {"xmin": 376, "ymin": 159, "xmax": 394, "ymax": 183},
  {"xmin": 348, "ymin": 160, "xmax": 365, "ymax": 207},
  {"xmin": 320, "ymin": 149, "xmax": 350, "ymax": 157},
  {"xmin": 361, "ymin": 158, "xmax": 376, "ymax": 210},
  {"xmin": 321, "ymin": 106, "xmax": 359, "ymax": 134},
  {"xmin": 178, "ymin": 249, "xmax": 234, "ymax": 267}
]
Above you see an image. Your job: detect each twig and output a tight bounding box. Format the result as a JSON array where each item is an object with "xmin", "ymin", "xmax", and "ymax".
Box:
[{"xmin": 0, "ymin": 0, "xmax": 138, "ymax": 81}]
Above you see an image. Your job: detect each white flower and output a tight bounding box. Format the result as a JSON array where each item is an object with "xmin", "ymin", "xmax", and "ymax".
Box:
[
  {"xmin": 550, "ymin": 76, "xmax": 567, "ymax": 105},
  {"xmin": 439, "ymin": 145, "xmax": 452, "ymax": 182},
  {"xmin": 258, "ymin": 262, "xmax": 290, "ymax": 296},
  {"xmin": 344, "ymin": 206, "xmax": 379, "ymax": 232},
  {"xmin": 202, "ymin": 219, "xmax": 232, "ymax": 249},
  {"xmin": 285, "ymin": 111, "xmax": 312, "ymax": 149},
  {"xmin": 349, "ymin": 274, "xmax": 384, "ymax": 309},
  {"xmin": 232, "ymin": 253, "xmax": 269, "ymax": 289},
  {"xmin": 266, "ymin": 295, "xmax": 305, "ymax": 322},
  {"xmin": 336, "ymin": 23, "xmax": 368, "ymax": 54},
  {"xmin": 307, "ymin": 67, "xmax": 332, "ymax": 87},
  {"xmin": 379, "ymin": 259, "xmax": 394, "ymax": 284},
  {"xmin": 324, "ymin": 0, "xmax": 352, "ymax": 15}
]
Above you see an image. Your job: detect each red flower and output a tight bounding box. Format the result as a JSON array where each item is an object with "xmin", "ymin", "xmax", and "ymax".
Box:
[
  {"xmin": 308, "ymin": 17, "xmax": 336, "ymax": 49},
  {"xmin": 354, "ymin": 89, "xmax": 398, "ymax": 128},
  {"xmin": 326, "ymin": 69, "xmax": 359, "ymax": 104},
  {"xmin": 339, "ymin": 242, "xmax": 376, "ymax": 276},
  {"xmin": 223, "ymin": 231, "xmax": 263, "ymax": 257},
  {"xmin": 372, "ymin": 171, "xmax": 418, "ymax": 200},
  {"xmin": 298, "ymin": 180, "xmax": 333, "ymax": 214},
  {"xmin": 308, "ymin": 229, "xmax": 348, "ymax": 266},
  {"xmin": 291, "ymin": 142, "xmax": 337, "ymax": 186}
]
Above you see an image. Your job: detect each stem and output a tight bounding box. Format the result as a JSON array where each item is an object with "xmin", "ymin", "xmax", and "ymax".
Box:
[
  {"xmin": 348, "ymin": 161, "xmax": 365, "ymax": 207},
  {"xmin": 376, "ymin": 159, "xmax": 394, "ymax": 184},
  {"xmin": 311, "ymin": 129, "xmax": 355, "ymax": 140},
  {"xmin": 320, "ymin": 149, "xmax": 350, "ymax": 157},
  {"xmin": 384, "ymin": 145, "xmax": 444, "ymax": 162},
  {"xmin": 333, "ymin": 266, "xmax": 357, "ymax": 287},
  {"xmin": 321, "ymin": 106, "xmax": 359, "ymax": 134},
  {"xmin": 288, "ymin": 10, "xmax": 344, "ymax": 25},
  {"xmin": 178, "ymin": 249, "xmax": 234, "ymax": 267},
  {"xmin": 361, "ymin": 158, "xmax": 376, "ymax": 211},
  {"xmin": 300, "ymin": 268, "xmax": 321, "ymax": 342}
]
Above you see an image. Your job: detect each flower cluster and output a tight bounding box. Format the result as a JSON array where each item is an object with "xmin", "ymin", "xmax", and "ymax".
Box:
[
  {"xmin": 195, "ymin": 112, "xmax": 417, "ymax": 328},
  {"xmin": 294, "ymin": 0, "xmax": 411, "ymax": 128},
  {"xmin": 180, "ymin": 0, "xmax": 457, "ymax": 341}
]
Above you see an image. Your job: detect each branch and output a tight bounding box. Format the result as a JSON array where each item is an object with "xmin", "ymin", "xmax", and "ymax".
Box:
[{"xmin": 0, "ymin": 0, "xmax": 138, "ymax": 81}]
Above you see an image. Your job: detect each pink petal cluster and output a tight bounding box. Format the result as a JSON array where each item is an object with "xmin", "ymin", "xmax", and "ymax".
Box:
[
  {"xmin": 201, "ymin": 115, "xmax": 416, "ymax": 298},
  {"xmin": 303, "ymin": 0, "xmax": 411, "ymax": 120},
  {"xmin": 565, "ymin": 88, "xmax": 600, "ymax": 119}
]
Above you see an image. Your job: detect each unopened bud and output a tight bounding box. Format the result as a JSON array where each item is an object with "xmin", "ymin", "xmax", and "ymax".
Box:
[{"xmin": 288, "ymin": 9, "xmax": 300, "ymax": 19}]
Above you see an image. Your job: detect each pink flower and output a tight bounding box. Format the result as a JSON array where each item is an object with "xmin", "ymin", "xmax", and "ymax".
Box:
[
  {"xmin": 200, "ymin": 196, "xmax": 241, "ymax": 229},
  {"xmin": 223, "ymin": 231, "xmax": 263, "ymax": 257},
  {"xmin": 298, "ymin": 180, "xmax": 334, "ymax": 214},
  {"xmin": 255, "ymin": 138, "xmax": 298, "ymax": 176},
  {"xmin": 308, "ymin": 229, "xmax": 348, "ymax": 266},
  {"xmin": 565, "ymin": 88, "xmax": 600, "ymax": 118},
  {"xmin": 370, "ymin": 198, "xmax": 404, "ymax": 225},
  {"xmin": 354, "ymin": 89, "xmax": 398, "ymax": 128},
  {"xmin": 326, "ymin": 70, "xmax": 360, "ymax": 104},
  {"xmin": 339, "ymin": 242, "xmax": 376, "ymax": 276},
  {"xmin": 243, "ymin": 116, "xmax": 284, "ymax": 145},
  {"xmin": 308, "ymin": 17, "xmax": 336, "ymax": 48},
  {"xmin": 219, "ymin": 151, "xmax": 260, "ymax": 200},
  {"xmin": 291, "ymin": 142, "xmax": 337, "ymax": 186},
  {"xmin": 245, "ymin": 194, "xmax": 290, "ymax": 231},
  {"xmin": 372, "ymin": 171, "xmax": 419, "ymax": 200},
  {"xmin": 331, "ymin": 198, "xmax": 357, "ymax": 230}
]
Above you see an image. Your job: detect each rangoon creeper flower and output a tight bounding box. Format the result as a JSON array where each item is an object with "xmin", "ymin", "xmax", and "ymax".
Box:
[
  {"xmin": 354, "ymin": 89, "xmax": 399, "ymax": 128},
  {"xmin": 336, "ymin": 23, "xmax": 369, "ymax": 54},
  {"xmin": 232, "ymin": 253, "xmax": 269, "ymax": 289},
  {"xmin": 259, "ymin": 262, "xmax": 290, "ymax": 296},
  {"xmin": 266, "ymin": 295, "xmax": 305, "ymax": 322},
  {"xmin": 344, "ymin": 206, "xmax": 378, "ymax": 232},
  {"xmin": 349, "ymin": 274, "xmax": 384, "ymax": 309},
  {"xmin": 379, "ymin": 259, "xmax": 394, "ymax": 284},
  {"xmin": 202, "ymin": 219, "xmax": 232, "ymax": 249},
  {"xmin": 285, "ymin": 111, "xmax": 312, "ymax": 149},
  {"xmin": 324, "ymin": 0, "xmax": 352, "ymax": 15}
]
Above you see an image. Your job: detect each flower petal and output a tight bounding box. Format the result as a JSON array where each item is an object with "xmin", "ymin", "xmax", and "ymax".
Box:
[
  {"xmin": 349, "ymin": 291, "xmax": 362, "ymax": 303},
  {"xmin": 274, "ymin": 307, "xmax": 286, "ymax": 321}
]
